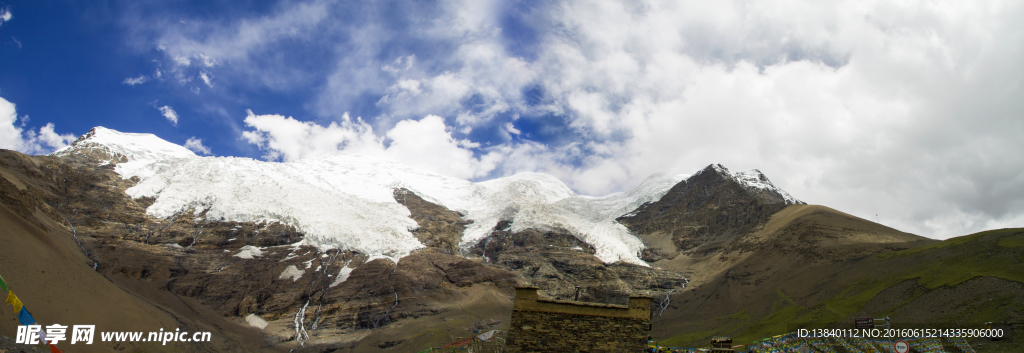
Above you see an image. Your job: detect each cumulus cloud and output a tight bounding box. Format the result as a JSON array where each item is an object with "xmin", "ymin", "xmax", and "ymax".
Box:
[
  {"xmin": 241, "ymin": 111, "xmax": 501, "ymax": 179},
  {"xmin": 132, "ymin": 0, "xmax": 1024, "ymax": 239},
  {"xmin": 383, "ymin": 115, "xmax": 503, "ymax": 179},
  {"xmin": 184, "ymin": 137, "xmax": 211, "ymax": 155},
  {"xmin": 241, "ymin": 111, "xmax": 382, "ymax": 162},
  {"xmin": 0, "ymin": 96, "xmax": 20, "ymax": 148},
  {"xmin": 157, "ymin": 105, "xmax": 179, "ymax": 125},
  {"xmin": 0, "ymin": 96, "xmax": 76, "ymax": 154},
  {"xmin": 361, "ymin": 0, "xmax": 1024, "ymax": 239}
]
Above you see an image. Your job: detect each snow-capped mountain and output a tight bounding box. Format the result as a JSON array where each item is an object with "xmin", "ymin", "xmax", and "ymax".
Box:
[
  {"xmin": 703, "ymin": 164, "xmax": 803, "ymax": 205},
  {"xmin": 53, "ymin": 126, "xmax": 197, "ymax": 162},
  {"xmin": 52, "ymin": 126, "xmax": 198, "ymax": 180},
  {"xmin": 51, "ymin": 127, "xmax": 799, "ymax": 266}
]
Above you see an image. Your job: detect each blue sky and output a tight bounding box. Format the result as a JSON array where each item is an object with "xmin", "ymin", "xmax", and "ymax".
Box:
[{"xmin": 1, "ymin": 0, "xmax": 1023, "ymax": 239}]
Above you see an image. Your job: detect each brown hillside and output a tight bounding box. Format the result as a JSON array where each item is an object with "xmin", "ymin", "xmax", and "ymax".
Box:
[
  {"xmin": 1, "ymin": 151, "xmax": 283, "ymax": 353},
  {"xmin": 651, "ymin": 204, "xmax": 931, "ymax": 288},
  {"xmin": 652, "ymin": 221, "xmax": 1024, "ymax": 351},
  {"xmin": 1, "ymin": 148, "xmax": 684, "ymax": 353},
  {"xmin": 0, "ymin": 203, "xmax": 220, "ymax": 353}
]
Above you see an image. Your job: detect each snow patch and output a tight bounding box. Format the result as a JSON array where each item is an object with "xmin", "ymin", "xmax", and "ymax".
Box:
[
  {"xmin": 733, "ymin": 169, "xmax": 802, "ymax": 204},
  {"xmin": 245, "ymin": 314, "xmax": 269, "ymax": 329},
  {"xmin": 278, "ymin": 265, "xmax": 304, "ymax": 281},
  {"xmin": 234, "ymin": 245, "xmax": 263, "ymax": 259},
  {"xmin": 330, "ymin": 261, "xmax": 354, "ymax": 287}
]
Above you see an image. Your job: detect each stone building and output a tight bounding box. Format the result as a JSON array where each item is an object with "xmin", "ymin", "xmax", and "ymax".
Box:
[{"xmin": 505, "ymin": 286, "xmax": 652, "ymax": 353}]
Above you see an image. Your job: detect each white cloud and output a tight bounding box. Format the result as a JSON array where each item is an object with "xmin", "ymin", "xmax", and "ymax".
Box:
[
  {"xmin": 198, "ymin": 54, "xmax": 216, "ymax": 67},
  {"xmin": 0, "ymin": 7, "xmax": 11, "ymax": 24},
  {"xmin": 370, "ymin": 0, "xmax": 1024, "ymax": 240},
  {"xmin": 356, "ymin": 0, "xmax": 1024, "ymax": 239},
  {"xmin": 241, "ymin": 112, "xmax": 500, "ymax": 179},
  {"xmin": 123, "ymin": 75, "xmax": 149, "ymax": 86},
  {"xmin": 138, "ymin": 0, "xmax": 331, "ymax": 95},
  {"xmin": 136, "ymin": 0, "xmax": 1024, "ymax": 239},
  {"xmin": 505, "ymin": 122, "xmax": 520, "ymax": 136},
  {"xmin": 383, "ymin": 115, "xmax": 501, "ymax": 179},
  {"xmin": 174, "ymin": 56, "xmax": 191, "ymax": 66},
  {"xmin": 241, "ymin": 111, "xmax": 385, "ymax": 162},
  {"xmin": 199, "ymin": 71, "xmax": 213, "ymax": 87},
  {"xmin": 382, "ymin": 55, "xmax": 416, "ymax": 73},
  {"xmin": 184, "ymin": 137, "xmax": 211, "ymax": 155},
  {"xmin": 0, "ymin": 96, "xmax": 76, "ymax": 154},
  {"xmin": 24, "ymin": 123, "xmax": 76, "ymax": 154},
  {"xmin": 157, "ymin": 105, "xmax": 179, "ymax": 125},
  {"xmin": 543, "ymin": 0, "xmax": 1024, "ymax": 240},
  {"xmin": 0, "ymin": 96, "xmax": 21, "ymax": 149},
  {"xmin": 156, "ymin": 1, "xmax": 329, "ymax": 67}
]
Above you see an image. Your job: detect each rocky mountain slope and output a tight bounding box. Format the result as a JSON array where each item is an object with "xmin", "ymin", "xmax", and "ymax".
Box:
[
  {"xmin": 1, "ymin": 128, "xmax": 696, "ymax": 352},
  {"xmin": 2, "ymin": 126, "xmax": 1020, "ymax": 352}
]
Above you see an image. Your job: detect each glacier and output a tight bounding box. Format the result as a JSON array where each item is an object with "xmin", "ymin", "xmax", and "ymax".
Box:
[{"xmin": 50, "ymin": 127, "xmax": 798, "ymax": 265}]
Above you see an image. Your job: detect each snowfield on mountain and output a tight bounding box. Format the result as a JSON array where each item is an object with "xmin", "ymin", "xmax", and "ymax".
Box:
[{"xmin": 52, "ymin": 126, "xmax": 801, "ymax": 265}]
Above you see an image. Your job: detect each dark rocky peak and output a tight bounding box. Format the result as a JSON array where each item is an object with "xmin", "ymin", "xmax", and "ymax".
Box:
[
  {"xmin": 687, "ymin": 164, "xmax": 802, "ymax": 206},
  {"xmin": 657, "ymin": 164, "xmax": 797, "ymax": 211},
  {"xmin": 686, "ymin": 163, "xmax": 735, "ymax": 187},
  {"xmin": 630, "ymin": 164, "xmax": 772, "ymax": 218},
  {"xmin": 73, "ymin": 126, "xmax": 102, "ymax": 144},
  {"xmin": 616, "ymin": 164, "xmax": 798, "ymax": 250},
  {"xmin": 693, "ymin": 163, "xmax": 732, "ymax": 177}
]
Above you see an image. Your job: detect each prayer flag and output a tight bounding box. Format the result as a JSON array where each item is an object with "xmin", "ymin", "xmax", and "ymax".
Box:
[
  {"xmin": 0, "ymin": 274, "xmax": 8, "ymax": 291},
  {"xmin": 6, "ymin": 291, "xmax": 22, "ymax": 312},
  {"xmin": 50, "ymin": 344, "xmax": 63, "ymax": 353},
  {"xmin": 18, "ymin": 307, "xmax": 35, "ymax": 326},
  {"xmin": 477, "ymin": 330, "xmax": 496, "ymax": 341}
]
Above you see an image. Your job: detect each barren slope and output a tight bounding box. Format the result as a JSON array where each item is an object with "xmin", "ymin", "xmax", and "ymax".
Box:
[{"xmin": 653, "ymin": 225, "xmax": 1024, "ymax": 351}]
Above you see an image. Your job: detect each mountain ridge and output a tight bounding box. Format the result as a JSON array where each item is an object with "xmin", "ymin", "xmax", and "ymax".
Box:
[
  {"xmin": 5, "ymin": 126, "xmax": 1004, "ymax": 353},
  {"xmin": 48, "ymin": 126, "xmax": 800, "ymax": 266}
]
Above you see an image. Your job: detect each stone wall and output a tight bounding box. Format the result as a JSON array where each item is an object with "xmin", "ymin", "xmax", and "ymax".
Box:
[{"xmin": 506, "ymin": 286, "xmax": 651, "ymax": 353}]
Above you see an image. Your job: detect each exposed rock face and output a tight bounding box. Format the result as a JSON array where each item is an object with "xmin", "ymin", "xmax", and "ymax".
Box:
[
  {"xmin": 6, "ymin": 147, "xmax": 688, "ymax": 351},
  {"xmin": 465, "ymin": 223, "xmax": 686, "ymax": 305},
  {"xmin": 393, "ymin": 188, "xmax": 469, "ymax": 255},
  {"xmin": 10, "ymin": 145, "xmax": 975, "ymax": 353},
  {"xmin": 618, "ymin": 164, "xmax": 796, "ymax": 262}
]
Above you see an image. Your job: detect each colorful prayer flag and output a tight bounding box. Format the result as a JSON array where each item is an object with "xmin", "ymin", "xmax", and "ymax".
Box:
[
  {"xmin": 6, "ymin": 291, "xmax": 22, "ymax": 312},
  {"xmin": 0, "ymin": 274, "xmax": 8, "ymax": 291},
  {"xmin": 49, "ymin": 344, "xmax": 63, "ymax": 353},
  {"xmin": 18, "ymin": 307, "xmax": 35, "ymax": 326}
]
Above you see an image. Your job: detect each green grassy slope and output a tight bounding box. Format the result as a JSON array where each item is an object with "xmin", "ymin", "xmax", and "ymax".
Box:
[{"xmin": 656, "ymin": 228, "xmax": 1024, "ymax": 348}]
